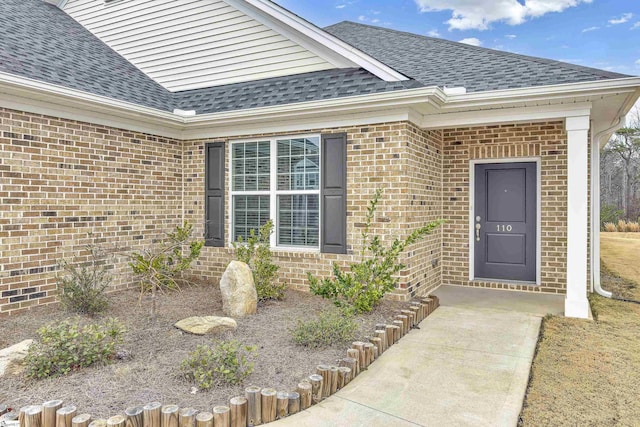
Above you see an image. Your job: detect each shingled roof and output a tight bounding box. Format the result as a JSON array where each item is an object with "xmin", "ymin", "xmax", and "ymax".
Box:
[
  {"xmin": 0, "ymin": 1, "xmax": 630, "ymax": 114},
  {"xmin": 174, "ymin": 68, "xmax": 422, "ymax": 114},
  {"xmin": 0, "ymin": 0, "xmax": 172, "ymax": 111},
  {"xmin": 324, "ymin": 21, "xmax": 630, "ymax": 93},
  {"xmin": 0, "ymin": 0, "xmax": 418, "ymax": 114}
]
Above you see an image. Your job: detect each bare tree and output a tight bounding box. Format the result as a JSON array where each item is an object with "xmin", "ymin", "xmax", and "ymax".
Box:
[{"xmin": 602, "ymin": 104, "xmax": 640, "ymax": 220}]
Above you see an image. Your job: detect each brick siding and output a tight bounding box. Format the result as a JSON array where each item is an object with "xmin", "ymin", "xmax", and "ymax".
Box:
[
  {"xmin": 0, "ymin": 107, "xmax": 592, "ymax": 316},
  {"xmin": 0, "ymin": 108, "xmax": 183, "ymax": 316},
  {"xmin": 183, "ymin": 122, "xmax": 443, "ymax": 301},
  {"xmin": 441, "ymin": 121, "xmax": 590, "ymax": 294}
]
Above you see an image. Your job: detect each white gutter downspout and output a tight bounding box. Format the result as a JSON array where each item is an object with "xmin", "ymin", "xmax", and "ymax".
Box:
[{"xmin": 591, "ymin": 115, "xmax": 626, "ymax": 298}]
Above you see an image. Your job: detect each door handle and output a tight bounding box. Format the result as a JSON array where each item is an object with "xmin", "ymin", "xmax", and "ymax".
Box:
[{"xmin": 475, "ymin": 223, "xmax": 481, "ymax": 242}]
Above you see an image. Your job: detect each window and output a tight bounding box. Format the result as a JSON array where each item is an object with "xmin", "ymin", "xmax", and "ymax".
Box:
[{"xmin": 231, "ymin": 136, "xmax": 321, "ymax": 249}]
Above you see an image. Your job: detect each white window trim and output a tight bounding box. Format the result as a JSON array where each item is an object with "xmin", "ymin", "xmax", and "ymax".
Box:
[{"xmin": 229, "ymin": 134, "xmax": 322, "ymax": 252}]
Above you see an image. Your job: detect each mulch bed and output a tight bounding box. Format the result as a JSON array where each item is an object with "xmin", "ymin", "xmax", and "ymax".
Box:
[{"xmin": 0, "ymin": 284, "xmax": 404, "ymax": 418}]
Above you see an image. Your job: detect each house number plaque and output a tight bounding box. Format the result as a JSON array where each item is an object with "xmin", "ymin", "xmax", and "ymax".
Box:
[{"xmin": 496, "ymin": 225, "xmax": 513, "ymax": 232}]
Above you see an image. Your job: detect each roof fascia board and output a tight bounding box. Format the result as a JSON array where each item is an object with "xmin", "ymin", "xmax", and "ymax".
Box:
[
  {"xmin": 185, "ymin": 78, "xmax": 640, "ymax": 128},
  {"xmin": 224, "ymin": 0, "xmax": 408, "ymax": 82},
  {"xmin": 2, "ymin": 92, "xmax": 184, "ymax": 139},
  {"xmin": 1, "ymin": 71, "xmax": 640, "ymax": 140},
  {"xmin": 593, "ymin": 89, "xmax": 640, "ymax": 147},
  {"xmin": 421, "ymin": 102, "xmax": 593, "ymax": 129},
  {"xmin": 0, "ymin": 72, "xmax": 185, "ymax": 138},
  {"xmin": 186, "ymin": 87, "xmax": 440, "ymax": 125},
  {"xmin": 434, "ymin": 77, "xmax": 640, "ymax": 110},
  {"xmin": 616, "ymin": 88, "xmax": 640, "ymax": 127},
  {"xmin": 58, "ymin": 0, "xmax": 69, "ymax": 7},
  {"xmin": 182, "ymin": 108, "xmax": 419, "ymax": 140}
]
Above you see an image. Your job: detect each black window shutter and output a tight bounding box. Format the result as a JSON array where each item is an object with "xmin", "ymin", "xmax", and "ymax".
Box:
[
  {"xmin": 321, "ymin": 133, "xmax": 347, "ymax": 254},
  {"xmin": 205, "ymin": 142, "xmax": 225, "ymax": 247}
]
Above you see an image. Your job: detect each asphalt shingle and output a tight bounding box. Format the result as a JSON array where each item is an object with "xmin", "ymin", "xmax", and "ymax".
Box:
[
  {"xmin": 0, "ymin": 0, "xmax": 172, "ymax": 111},
  {"xmin": 174, "ymin": 68, "xmax": 422, "ymax": 114},
  {"xmin": 0, "ymin": 1, "xmax": 631, "ymax": 115},
  {"xmin": 0, "ymin": 1, "xmax": 419, "ymax": 114},
  {"xmin": 324, "ymin": 21, "xmax": 631, "ymax": 93}
]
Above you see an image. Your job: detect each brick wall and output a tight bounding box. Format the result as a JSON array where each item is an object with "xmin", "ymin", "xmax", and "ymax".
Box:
[
  {"xmin": 0, "ymin": 107, "xmax": 592, "ymax": 316},
  {"xmin": 402, "ymin": 124, "xmax": 443, "ymax": 296},
  {"xmin": 0, "ymin": 108, "xmax": 183, "ymax": 316},
  {"xmin": 441, "ymin": 121, "xmax": 585, "ymax": 294},
  {"xmin": 182, "ymin": 122, "xmax": 444, "ymax": 301}
]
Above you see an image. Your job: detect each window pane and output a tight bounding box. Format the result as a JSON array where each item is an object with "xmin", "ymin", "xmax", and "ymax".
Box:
[
  {"xmin": 233, "ymin": 195, "xmax": 270, "ymax": 242},
  {"xmin": 232, "ymin": 141, "xmax": 270, "ymax": 191},
  {"xmin": 277, "ymin": 137, "xmax": 320, "ymax": 191},
  {"xmin": 277, "ymin": 195, "xmax": 319, "ymax": 247}
]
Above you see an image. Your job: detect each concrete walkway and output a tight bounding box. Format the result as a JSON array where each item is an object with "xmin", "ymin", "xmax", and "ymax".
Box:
[{"xmin": 272, "ymin": 285, "xmax": 564, "ymax": 427}]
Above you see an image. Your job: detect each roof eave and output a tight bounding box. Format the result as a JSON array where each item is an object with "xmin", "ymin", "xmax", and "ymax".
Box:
[
  {"xmin": 1, "ymin": 71, "xmax": 639, "ymax": 139},
  {"xmin": 437, "ymin": 77, "xmax": 640, "ymax": 110},
  {"xmin": 0, "ymin": 71, "xmax": 187, "ymax": 138}
]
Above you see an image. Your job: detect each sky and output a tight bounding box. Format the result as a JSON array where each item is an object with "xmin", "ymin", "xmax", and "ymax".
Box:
[{"xmin": 274, "ymin": 0, "xmax": 640, "ymax": 76}]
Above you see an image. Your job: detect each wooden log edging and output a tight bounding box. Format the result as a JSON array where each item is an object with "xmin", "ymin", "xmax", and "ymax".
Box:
[
  {"xmin": 275, "ymin": 392, "xmax": 289, "ymax": 420},
  {"xmin": 71, "ymin": 414, "xmax": 91, "ymax": 427},
  {"xmin": 5, "ymin": 295, "xmax": 439, "ymax": 427}
]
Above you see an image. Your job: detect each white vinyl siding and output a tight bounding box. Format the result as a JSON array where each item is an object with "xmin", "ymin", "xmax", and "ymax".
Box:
[{"xmin": 63, "ymin": 0, "xmax": 335, "ymax": 92}]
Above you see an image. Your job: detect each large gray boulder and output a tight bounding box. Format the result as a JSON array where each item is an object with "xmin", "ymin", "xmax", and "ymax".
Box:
[
  {"xmin": 174, "ymin": 316, "xmax": 237, "ymax": 335},
  {"xmin": 220, "ymin": 261, "xmax": 257, "ymax": 317}
]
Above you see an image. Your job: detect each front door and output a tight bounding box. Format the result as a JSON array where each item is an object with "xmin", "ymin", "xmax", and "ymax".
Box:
[{"xmin": 474, "ymin": 162, "xmax": 537, "ymax": 282}]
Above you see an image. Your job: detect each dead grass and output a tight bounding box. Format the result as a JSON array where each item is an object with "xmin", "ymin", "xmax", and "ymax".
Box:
[
  {"xmin": 0, "ymin": 284, "xmax": 404, "ymax": 418},
  {"xmin": 601, "ymin": 232, "xmax": 640, "ymax": 300},
  {"xmin": 520, "ymin": 238, "xmax": 640, "ymax": 426}
]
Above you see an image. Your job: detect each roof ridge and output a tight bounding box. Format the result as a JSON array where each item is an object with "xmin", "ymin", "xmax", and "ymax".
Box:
[{"xmin": 325, "ymin": 21, "xmax": 629, "ymax": 80}]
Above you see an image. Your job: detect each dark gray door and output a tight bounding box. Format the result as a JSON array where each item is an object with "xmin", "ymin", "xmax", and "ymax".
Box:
[{"xmin": 474, "ymin": 162, "xmax": 536, "ymax": 282}]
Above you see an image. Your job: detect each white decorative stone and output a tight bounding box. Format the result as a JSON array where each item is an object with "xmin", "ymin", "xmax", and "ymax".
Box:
[
  {"xmin": 220, "ymin": 261, "xmax": 257, "ymax": 317},
  {"xmin": 0, "ymin": 339, "xmax": 33, "ymax": 377},
  {"xmin": 174, "ymin": 316, "xmax": 237, "ymax": 335}
]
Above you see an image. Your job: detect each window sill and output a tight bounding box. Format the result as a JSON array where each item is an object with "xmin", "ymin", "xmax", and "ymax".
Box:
[
  {"xmin": 216, "ymin": 245, "xmax": 322, "ymax": 256},
  {"xmin": 472, "ymin": 278, "xmax": 539, "ymax": 286}
]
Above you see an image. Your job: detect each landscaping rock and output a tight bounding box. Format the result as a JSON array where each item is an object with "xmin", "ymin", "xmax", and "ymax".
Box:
[
  {"xmin": 220, "ymin": 261, "xmax": 257, "ymax": 317},
  {"xmin": 0, "ymin": 339, "xmax": 33, "ymax": 377},
  {"xmin": 174, "ymin": 316, "xmax": 237, "ymax": 335},
  {"xmin": 0, "ymin": 411, "xmax": 19, "ymax": 427}
]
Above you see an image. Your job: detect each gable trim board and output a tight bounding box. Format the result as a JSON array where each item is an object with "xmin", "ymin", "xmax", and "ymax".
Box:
[
  {"xmin": 61, "ymin": 0, "xmax": 406, "ymax": 92},
  {"xmin": 225, "ymin": 0, "xmax": 408, "ymax": 82},
  {"xmin": 61, "ymin": 0, "xmax": 337, "ymax": 92},
  {"xmin": 1, "ymin": 69, "xmax": 638, "ymax": 140}
]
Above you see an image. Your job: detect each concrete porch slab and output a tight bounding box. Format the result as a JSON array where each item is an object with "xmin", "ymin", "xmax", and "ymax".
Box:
[
  {"xmin": 433, "ymin": 284, "xmax": 565, "ymax": 317},
  {"xmin": 272, "ymin": 285, "xmax": 557, "ymax": 426}
]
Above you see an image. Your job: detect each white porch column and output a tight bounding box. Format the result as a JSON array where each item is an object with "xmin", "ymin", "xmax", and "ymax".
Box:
[{"xmin": 565, "ymin": 116, "xmax": 591, "ymax": 319}]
